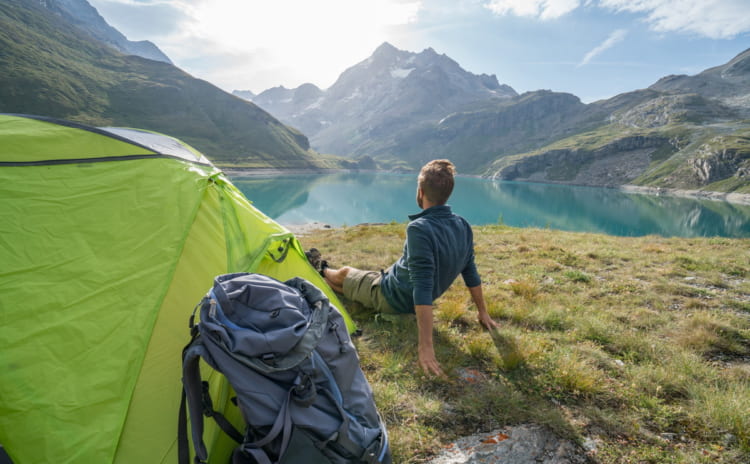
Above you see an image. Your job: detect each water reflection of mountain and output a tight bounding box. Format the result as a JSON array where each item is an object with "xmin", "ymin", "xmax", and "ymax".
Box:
[
  {"xmin": 453, "ymin": 179, "xmax": 750, "ymax": 237},
  {"xmin": 230, "ymin": 173, "xmax": 750, "ymax": 238},
  {"xmin": 626, "ymin": 194, "xmax": 750, "ymax": 237},
  {"xmin": 232, "ymin": 175, "xmax": 313, "ymax": 218},
  {"xmin": 231, "ymin": 172, "xmax": 417, "ymax": 223}
]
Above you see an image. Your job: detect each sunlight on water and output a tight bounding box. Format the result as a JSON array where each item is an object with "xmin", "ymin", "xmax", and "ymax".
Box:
[{"xmin": 231, "ymin": 172, "xmax": 750, "ymax": 238}]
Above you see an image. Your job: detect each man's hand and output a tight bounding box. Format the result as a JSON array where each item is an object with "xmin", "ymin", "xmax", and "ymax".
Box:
[
  {"xmin": 418, "ymin": 344, "xmax": 446, "ymax": 378},
  {"xmin": 468, "ymin": 285, "xmax": 499, "ymax": 331},
  {"xmin": 478, "ymin": 311, "xmax": 500, "ymax": 330}
]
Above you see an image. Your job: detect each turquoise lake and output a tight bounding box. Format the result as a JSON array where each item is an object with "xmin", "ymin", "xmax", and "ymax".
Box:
[{"xmin": 230, "ymin": 172, "xmax": 750, "ymax": 238}]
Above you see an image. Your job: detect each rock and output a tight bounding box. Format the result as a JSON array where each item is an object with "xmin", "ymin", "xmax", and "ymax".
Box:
[
  {"xmin": 723, "ymin": 433, "xmax": 738, "ymax": 446},
  {"xmin": 660, "ymin": 433, "xmax": 678, "ymax": 442},
  {"xmin": 582, "ymin": 437, "xmax": 598, "ymax": 452},
  {"xmin": 688, "ymin": 145, "xmax": 749, "ymax": 184},
  {"xmin": 456, "ymin": 368, "xmax": 489, "ymax": 384},
  {"xmin": 427, "ymin": 425, "xmax": 589, "ymax": 464}
]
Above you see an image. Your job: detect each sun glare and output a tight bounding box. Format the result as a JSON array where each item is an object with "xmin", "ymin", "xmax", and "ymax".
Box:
[{"xmin": 179, "ymin": 0, "xmax": 420, "ymax": 89}]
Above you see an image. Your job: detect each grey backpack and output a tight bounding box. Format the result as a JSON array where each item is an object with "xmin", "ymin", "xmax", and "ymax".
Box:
[{"xmin": 178, "ymin": 273, "xmax": 391, "ymax": 464}]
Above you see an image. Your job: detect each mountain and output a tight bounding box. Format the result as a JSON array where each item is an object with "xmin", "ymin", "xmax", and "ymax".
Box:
[
  {"xmin": 250, "ymin": 42, "xmax": 517, "ymax": 161},
  {"xmin": 46, "ymin": 0, "xmax": 172, "ymax": 64},
  {"xmin": 484, "ymin": 49, "xmax": 750, "ymax": 193},
  {"xmin": 649, "ymin": 48, "xmax": 750, "ymax": 103},
  {"xmin": 233, "ymin": 90, "xmax": 256, "ymax": 101},
  {"xmin": 249, "ymin": 44, "xmax": 749, "ymax": 193},
  {"xmin": 0, "ymin": 0, "xmax": 319, "ymax": 168}
]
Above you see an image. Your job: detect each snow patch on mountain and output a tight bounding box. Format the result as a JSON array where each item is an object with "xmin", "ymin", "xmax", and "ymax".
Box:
[{"xmin": 391, "ymin": 67, "xmax": 415, "ymax": 79}]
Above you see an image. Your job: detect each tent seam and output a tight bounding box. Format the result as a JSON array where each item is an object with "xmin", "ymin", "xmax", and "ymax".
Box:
[
  {"xmin": 110, "ymin": 164, "xmax": 215, "ymax": 462},
  {"xmin": 0, "ymin": 154, "xmax": 213, "ymax": 167}
]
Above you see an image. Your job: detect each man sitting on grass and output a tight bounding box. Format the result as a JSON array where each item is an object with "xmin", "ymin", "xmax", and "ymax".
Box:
[{"xmin": 314, "ymin": 159, "xmax": 498, "ymax": 377}]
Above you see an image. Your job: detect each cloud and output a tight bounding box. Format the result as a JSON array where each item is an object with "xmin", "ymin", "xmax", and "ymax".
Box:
[
  {"xmin": 599, "ymin": 0, "xmax": 750, "ymax": 39},
  {"xmin": 578, "ymin": 28, "xmax": 627, "ymax": 66},
  {"xmin": 484, "ymin": 0, "xmax": 750, "ymax": 38},
  {"xmin": 90, "ymin": 0, "xmax": 423, "ymax": 92},
  {"xmin": 484, "ymin": 0, "xmax": 581, "ymax": 20}
]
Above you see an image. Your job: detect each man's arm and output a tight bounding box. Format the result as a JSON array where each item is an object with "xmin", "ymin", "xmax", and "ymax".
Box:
[
  {"xmin": 415, "ymin": 304, "xmax": 446, "ymax": 377},
  {"xmin": 416, "ymin": 287, "xmax": 497, "ymax": 377},
  {"xmin": 468, "ymin": 285, "xmax": 500, "ymax": 330}
]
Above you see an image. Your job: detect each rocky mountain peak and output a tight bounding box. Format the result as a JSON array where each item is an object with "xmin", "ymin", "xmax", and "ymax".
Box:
[
  {"xmin": 373, "ymin": 41, "xmax": 399, "ymax": 57},
  {"xmin": 248, "ymin": 42, "xmax": 518, "ymax": 157}
]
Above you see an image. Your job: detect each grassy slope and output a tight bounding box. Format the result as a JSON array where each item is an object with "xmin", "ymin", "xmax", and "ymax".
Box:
[
  {"xmin": 0, "ymin": 0, "xmax": 319, "ymax": 168},
  {"xmin": 300, "ymin": 224, "xmax": 750, "ymax": 463}
]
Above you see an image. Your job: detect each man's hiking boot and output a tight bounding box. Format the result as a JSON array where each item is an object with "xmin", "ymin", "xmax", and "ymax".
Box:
[
  {"xmin": 305, "ymin": 248, "xmax": 329, "ymax": 277},
  {"xmin": 305, "ymin": 248, "xmax": 321, "ymax": 269}
]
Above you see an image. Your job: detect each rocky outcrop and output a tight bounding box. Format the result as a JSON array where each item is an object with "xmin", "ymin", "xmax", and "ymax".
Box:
[
  {"xmin": 689, "ymin": 144, "xmax": 750, "ymax": 184},
  {"xmin": 491, "ymin": 136, "xmax": 668, "ymax": 187}
]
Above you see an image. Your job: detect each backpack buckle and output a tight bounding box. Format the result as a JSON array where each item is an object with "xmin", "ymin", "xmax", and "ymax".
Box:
[
  {"xmin": 200, "ymin": 381, "xmax": 216, "ymax": 417},
  {"xmin": 292, "ymin": 374, "xmax": 317, "ymax": 407}
]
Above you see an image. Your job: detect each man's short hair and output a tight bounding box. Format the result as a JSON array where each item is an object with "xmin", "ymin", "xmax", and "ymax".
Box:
[{"xmin": 418, "ymin": 159, "xmax": 456, "ymax": 205}]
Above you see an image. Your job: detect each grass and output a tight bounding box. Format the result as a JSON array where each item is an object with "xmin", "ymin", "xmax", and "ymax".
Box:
[{"xmin": 299, "ymin": 223, "xmax": 750, "ymax": 463}]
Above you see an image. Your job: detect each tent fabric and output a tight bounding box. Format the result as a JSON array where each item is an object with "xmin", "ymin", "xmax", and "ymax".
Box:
[{"xmin": 0, "ymin": 114, "xmax": 354, "ymax": 464}]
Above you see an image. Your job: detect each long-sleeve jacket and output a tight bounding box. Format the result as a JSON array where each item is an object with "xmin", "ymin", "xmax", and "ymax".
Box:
[{"xmin": 380, "ymin": 205, "xmax": 481, "ymax": 313}]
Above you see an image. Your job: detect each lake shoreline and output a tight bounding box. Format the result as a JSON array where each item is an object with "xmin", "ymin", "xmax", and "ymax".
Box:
[{"xmin": 222, "ymin": 167, "xmax": 750, "ymax": 206}]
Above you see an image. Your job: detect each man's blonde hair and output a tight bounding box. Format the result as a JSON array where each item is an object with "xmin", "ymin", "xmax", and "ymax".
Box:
[{"xmin": 418, "ymin": 159, "xmax": 456, "ymax": 205}]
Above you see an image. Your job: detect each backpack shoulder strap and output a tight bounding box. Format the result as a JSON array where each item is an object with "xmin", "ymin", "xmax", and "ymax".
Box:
[
  {"xmin": 181, "ymin": 340, "xmax": 210, "ymax": 463},
  {"xmin": 180, "ymin": 335, "xmax": 245, "ymax": 464}
]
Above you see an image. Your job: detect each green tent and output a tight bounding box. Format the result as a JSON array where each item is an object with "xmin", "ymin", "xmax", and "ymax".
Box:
[{"xmin": 0, "ymin": 114, "xmax": 354, "ymax": 464}]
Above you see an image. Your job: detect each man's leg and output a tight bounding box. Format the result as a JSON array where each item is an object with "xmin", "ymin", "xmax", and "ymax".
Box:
[
  {"xmin": 324, "ymin": 267, "xmax": 399, "ymax": 316},
  {"xmin": 322, "ymin": 266, "xmax": 353, "ymax": 294}
]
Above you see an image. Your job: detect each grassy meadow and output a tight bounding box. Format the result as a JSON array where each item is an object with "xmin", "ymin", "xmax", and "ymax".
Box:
[{"xmin": 298, "ymin": 223, "xmax": 750, "ymax": 463}]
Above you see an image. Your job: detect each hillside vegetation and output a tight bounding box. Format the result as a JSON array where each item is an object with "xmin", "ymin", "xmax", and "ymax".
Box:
[
  {"xmin": 484, "ymin": 110, "xmax": 750, "ymax": 195},
  {"xmin": 0, "ymin": 0, "xmax": 321, "ymax": 168},
  {"xmin": 299, "ymin": 224, "xmax": 750, "ymax": 463}
]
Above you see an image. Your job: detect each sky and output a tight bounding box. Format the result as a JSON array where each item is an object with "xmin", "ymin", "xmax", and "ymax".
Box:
[{"xmin": 87, "ymin": 0, "xmax": 750, "ymax": 103}]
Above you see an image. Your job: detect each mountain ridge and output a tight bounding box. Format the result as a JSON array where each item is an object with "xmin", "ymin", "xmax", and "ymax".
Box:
[
  {"xmin": 0, "ymin": 0, "xmax": 322, "ymax": 168},
  {"xmin": 248, "ymin": 41, "xmax": 517, "ymax": 161},
  {"xmin": 244, "ymin": 44, "xmax": 750, "ymax": 193},
  {"xmin": 46, "ymin": 0, "xmax": 172, "ymax": 64}
]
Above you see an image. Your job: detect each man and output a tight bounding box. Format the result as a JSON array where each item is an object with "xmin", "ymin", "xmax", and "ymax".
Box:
[{"xmin": 319, "ymin": 159, "xmax": 499, "ymax": 377}]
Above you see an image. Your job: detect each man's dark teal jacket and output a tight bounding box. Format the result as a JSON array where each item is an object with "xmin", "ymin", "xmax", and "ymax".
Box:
[{"xmin": 380, "ymin": 205, "xmax": 481, "ymax": 313}]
